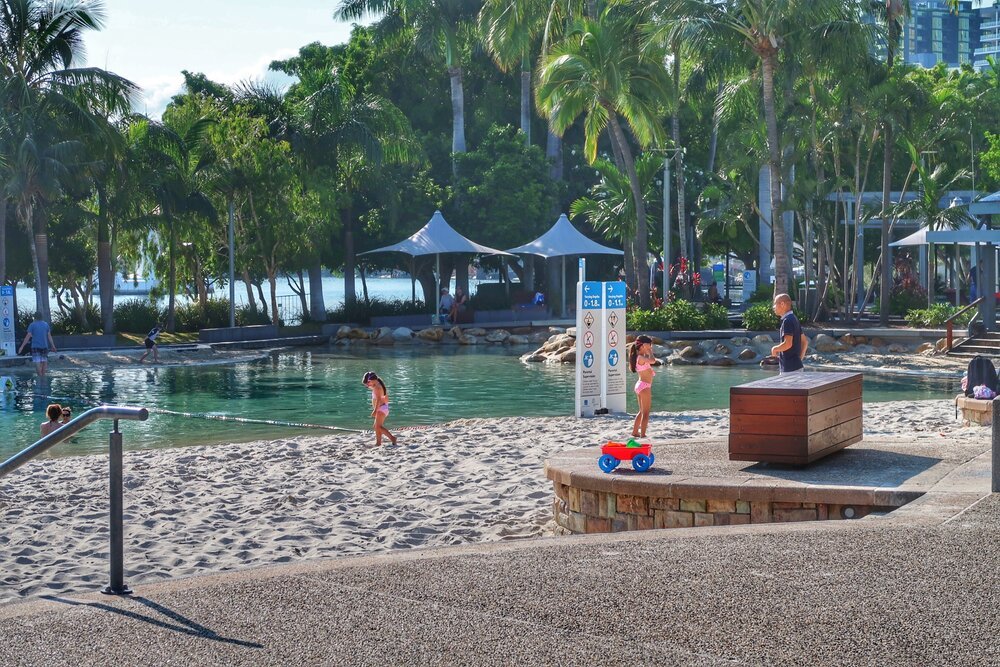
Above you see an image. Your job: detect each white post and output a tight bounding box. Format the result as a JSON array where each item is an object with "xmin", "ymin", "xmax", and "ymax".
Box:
[
  {"xmin": 663, "ymin": 155, "xmax": 670, "ymax": 300},
  {"xmin": 228, "ymin": 199, "xmax": 235, "ymax": 328},
  {"xmin": 561, "ymin": 256, "xmax": 567, "ymax": 318},
  {"xmin": 435, "ymin": 254, "xmax": 441, "ymax": 324}
]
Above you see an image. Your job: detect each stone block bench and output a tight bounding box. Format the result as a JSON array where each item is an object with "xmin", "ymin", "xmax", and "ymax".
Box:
[
  {"xmin": 955, "ymin": 395, "xmax": 994, "ymax": 426},
  {"xmin": 729, "ymin": 372, "xmax": 863, "ymax": 465}
]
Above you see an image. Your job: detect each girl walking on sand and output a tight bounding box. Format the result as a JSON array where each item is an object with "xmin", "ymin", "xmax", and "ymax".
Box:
[
  {"xmin": 363, "ymin": 371, "xmax": 397, "ymax": 446},
  {"xmin": 629, "ymin": 335, "xmax": 655, "ymax": 438}
]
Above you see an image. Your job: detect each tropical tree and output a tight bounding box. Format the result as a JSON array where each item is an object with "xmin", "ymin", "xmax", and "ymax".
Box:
[
  {"xmin": 536, "ymin": 6, "xmax": 671, "ymax": 308},
  {"xmin": 0, "ymin": 0, "xmax": 135, "ymax": 320},
  {"xmin": 335, "ymin": 0, "xmax": 478, "ymax": 175}
]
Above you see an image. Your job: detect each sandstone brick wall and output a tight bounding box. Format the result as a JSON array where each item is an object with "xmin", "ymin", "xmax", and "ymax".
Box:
[{"xmin": 551, "ymin": 481, "xmax": 884, "ymax": 534}]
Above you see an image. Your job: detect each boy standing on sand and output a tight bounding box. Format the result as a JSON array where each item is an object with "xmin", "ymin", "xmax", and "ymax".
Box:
[
  {"xmin": 18, "ymin": 312, "xmax": 57, "ymax": 377},
  {"xmin": 770, "ymin": 294, "xmax": 808, "ymax": 374}
]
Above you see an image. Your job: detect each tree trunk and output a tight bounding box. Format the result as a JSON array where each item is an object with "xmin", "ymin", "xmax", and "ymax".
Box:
[
  {"xmin": 268, "ymin": 270, "xmax": 279, "ymax": 326},
  {"xmin": 295, "ymin": 270, "xmax": 309, "ymax": 319},
  {"xmin": 761, "ymin": 53, "xmax": 789, "ymax": 295},
  {"xmin": 546, "ymin": 124, "xmax": 563, "ymax": 183},
  {"xmin": 309, "ymin": 261, "xmax": 326, "ymax": 322},
  {"xmin": 97, "ymin": 186, "xmax": 115, "ymax": 333},
  {"xmin": 0, "ymin": 199, "xmax": 6, "ymax": 285},
  {"xmin": 242, "ymin": 270, "xmax": 257, "ymax": 313},
  {"xmin": 707, "ymin": 81, "xmax": 723, "ymax": 174},
  {"xmin": 343, "ymin": 207, "xmax": 356, "ymax": 307},
  {"xmin": 520, "ymin": 55, "xmax": 531, "ymax": 144},
  {"xmin": 167, "ymin": 221, "xmax": 177, "ymax": 332},
  {"xmin": 25, "ymin": 204, "xmax": 52, "ymax": 323},
  {"xmin": 672, "ymin": 48, "xmax": 688, "ymax": 266},
  {"xmin": 608, "ymin": 113, "xmax": 650, "ymax": 308},
  {"xmin": 879, "ymin": 25, "xmax": 898, "ymax": 326},
  {"xmin": 448, "ymin": 66, "xmax": 467, "ymax": 166},
  {"xmin": 255, "ymin": 281, "xmax": 268, "ymax": 318}
]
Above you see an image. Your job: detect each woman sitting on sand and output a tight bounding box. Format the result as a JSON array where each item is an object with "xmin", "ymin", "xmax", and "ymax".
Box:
[
  {"xmin": 629, "ymin": 335, "xmax": 656, "ymax": 438},
  {"xmin": 363, "ymin": 371, "xmax": 397, "ymax": 446},
  {"xmin": 40, "ymin": 404, "xmax": 63, "ymax": 437}
]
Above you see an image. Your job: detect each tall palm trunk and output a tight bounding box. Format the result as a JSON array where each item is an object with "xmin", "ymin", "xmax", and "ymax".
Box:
[
  {"xmin": 707, "ymin": 81, "xmax": 723, "ymax": 174},
  {"xmin": 343, "ymin": 207, "xmax": 356, "ymax": 307},
  {"xmin": 97, "ymin": 185, "xmax": 114, "ymax": 333},
  {"xmin": 761, "ymin": 52, "xmax": 789, "ymax": 295},
  {"xmin": 0, "ymin": 199, "xmax": 6, "ymax": 285},
  {"xmin": 672, "ymin": 48, "xmax": 688, "ymax": 264},
  {"xmin": 309, "ymin": 262, "xmax": 326, "ymax": 322},
  {"xmin": 546, "ymin": 124, "xmax": 563, "ymax": 182},
  {"xmin": 167, "ymin": 220, "xmax": 177, "ymax": 332},
  {"xmin": 268, "ymin": 269, "xmax": 279, "ymax": 326},
  {"xmin": 879, "ymin": 22, "xmax": 899, "ymax": 326},
  {"xmin": 520, "ymin": 54, "xmax": 531, "ymax": 143},
  {"xmin": 448, "ymin": 66, "xmax": 467, "ymax": 165},
  {"xmin": 608, "ymin": 113, "xmax": 650, "ymax": 309},
  {"xmin": 23, "ymin": 204, "xmax": 51, "ymax": 322}
]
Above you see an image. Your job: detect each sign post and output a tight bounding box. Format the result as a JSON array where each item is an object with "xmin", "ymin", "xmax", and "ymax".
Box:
[
  {"xmin": 742, "ymin": 270, "xmax": 757, "ymax": 302},
  {"xmin": 575, "ymin": 276, "xmax": 603, "ymax": 417},
  {"xmin": 0, "ymin": 286, "xmax": 15, "ymax": 358},
  {"xmin": 603, "ymin": 281, "xmax": 627, "ymax": 413}
]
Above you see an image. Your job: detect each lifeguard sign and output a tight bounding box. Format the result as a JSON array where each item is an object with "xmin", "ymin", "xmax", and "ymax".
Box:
[
  {"xmin": 0, "ymin": 286, "xmax": 15, "ymax": 357},
  {"xmin": 574, "ymin": 259, "xmax": 627, "ymax": 417}
]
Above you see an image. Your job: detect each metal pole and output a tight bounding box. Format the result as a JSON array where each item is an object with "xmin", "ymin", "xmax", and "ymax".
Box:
[
  {"xmin": 561, "ymin": 256, "xmax": 567, "ymax": 318},
  {"xmin": 103, "ymin": 420, "xmax": 131, "ymax": 595},
  {"xmin": 663, "ymin": 155, "xmax": 670, "ymax": 301},
  {"xmin": 228, "ymin": 198, "xmax": 235, "ymax": 328},
  {"xmin": 993, "ymin": 399, "xmax": 1000, "ymax": 493}
]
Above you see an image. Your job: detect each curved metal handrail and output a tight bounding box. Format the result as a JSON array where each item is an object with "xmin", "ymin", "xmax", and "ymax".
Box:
[
  {"xmin": 0, "ymin": 405, "xmax": 148, "ymax": 478},
  {"xmin": 0, "ymin": 405, "xmax": 148, "ymax": 595},
  {"xmin": 945, "ymin": 297, "xmax": 985, "ymax": 351}
]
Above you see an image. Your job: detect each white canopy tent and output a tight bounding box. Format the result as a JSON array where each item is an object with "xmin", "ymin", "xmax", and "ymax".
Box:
[
  {"xmin": 361, "ymin": 210, "xmax": 513, "ymax": 321},
  {"xmin": 507, "ymin": 214, "xmax": 623, "ymax": 317},
  {"xmin": 889, "ymin": 227, "xmax": 975, "ymax": 247}
]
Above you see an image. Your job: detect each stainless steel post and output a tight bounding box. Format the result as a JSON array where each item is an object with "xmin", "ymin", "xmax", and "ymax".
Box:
[
  {"xmin": 663, "ymin": 155, "xmax": 670, "ymax": 301},
  {"xmin": 228, "ymin": 198, "xmax": 236, "ymax": 328},
  {"xmin": 994, "ymin": 400, "xmax": 1000, "ymax": 493},
  {"xmin": 103, "ymin": 420, "xmax": 131, "ymax": 595}
]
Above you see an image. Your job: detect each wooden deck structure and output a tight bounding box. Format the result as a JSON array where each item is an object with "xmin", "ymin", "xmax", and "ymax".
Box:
[{"xmin": 729, "ymin": 372, "xmax": 863, "ymax": 465}]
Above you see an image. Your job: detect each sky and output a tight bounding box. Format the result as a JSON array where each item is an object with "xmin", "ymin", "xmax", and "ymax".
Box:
[{"xmin": 82, "ymin": 1, "xmax": 361, "ymax": 117}]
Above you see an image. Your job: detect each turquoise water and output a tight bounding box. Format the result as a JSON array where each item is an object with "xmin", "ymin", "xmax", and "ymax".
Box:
[{"xmin": 0, "ymin": 349, "xmax": 960, "ymax": 460}]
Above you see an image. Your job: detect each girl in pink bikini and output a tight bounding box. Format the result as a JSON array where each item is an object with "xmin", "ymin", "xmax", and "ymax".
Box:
[
  {"xmin": 363, "ymin": 371, "xmax": 397, "ymax": 446},
  {"xmin": 628, "ymin": 335, "xmax": 655, "ymax": 438}
]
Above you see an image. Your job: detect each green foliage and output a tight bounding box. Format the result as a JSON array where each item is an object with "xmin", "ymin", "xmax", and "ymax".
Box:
[
  {"xmin": 174, "ymin": 299, "xmax": 232, "ymax": 332},
  {"xmin": 627, "ymin": 300, "xmax": 725, "ymax": 331},
  {"xmin": 52, "ymin": 304, "xmax": 101, "ymax": 335},
  {"xmin": 327, "ymin": 298, "xmax": 428, "ymax": 325},
  {"xmin": 113, "ymin": 299, "xmax": 162, "ymax": 333},
  {"xmin": 703, "ymin": 303, "xmax": 731, "ymax": 330},
  {"xmin": 905, "ymin": 304, "xmax": 973, "ymax": 328},
  {"xmin": 236, "ymin": 305, "xmax": 272, "ymax": 327},
  {"xmin": 747, "ymin": 287, "xmax": 773, "ymax": 304},
  {"xmin": 742, "ymin": 303, "xmax": 779, "ymax": 331}
]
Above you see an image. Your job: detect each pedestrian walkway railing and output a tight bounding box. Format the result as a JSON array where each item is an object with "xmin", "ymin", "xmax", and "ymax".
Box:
[
  {"xmin": 945, "ymin": 297, "xmax": 984, "ymax": 351},
  {"xmin": 0, "ymin": 406, "xmax": 149, "ymax": 595}
]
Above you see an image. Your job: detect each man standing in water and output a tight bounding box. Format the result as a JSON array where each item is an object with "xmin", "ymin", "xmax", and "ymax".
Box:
[
  {"xmin": 770, "ymin": 294, "xmax": 807, "ymax": 373},
  {"xmin": 18, "ymin": 312, "xmax": 57, "ymax": 377}
]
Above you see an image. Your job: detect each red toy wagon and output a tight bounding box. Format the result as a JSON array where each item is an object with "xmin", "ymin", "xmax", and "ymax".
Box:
[{"xmin": 598, "ymin": 440, "xmax": 654, "ymax": 473}]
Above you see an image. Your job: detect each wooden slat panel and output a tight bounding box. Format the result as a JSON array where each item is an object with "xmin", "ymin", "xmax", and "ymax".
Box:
[
  {"xmin": 729, "ymin": 372, "xmax": 863, "ymax": 395},
  {"xmin": 730, "ymin": 413, "xmax": 809, "ymax": 436},
  {"xmin": 807, "ymin": 417, "xmax": 862, "ymax": 455},
  {"xmin": 729, "ymin": 417, "xmax": 862, "ymax": 457},
  {"xmin": 730, "ymin": 394, "xmax": 807, "ymax": 416},
  {"xmin": 807, "ymin": 398, "xmax": 862, "ymax": 435},
  {"xmin": 729, "ymin": 435, "xmax": 859, "ymax": 465},
  {"xmin": 807, "ymin": 379, "xmax": 863, "ymax": 414}
]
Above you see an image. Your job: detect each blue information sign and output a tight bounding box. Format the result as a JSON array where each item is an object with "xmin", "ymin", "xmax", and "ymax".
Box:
[
  {"xmin": 582, "ymin": 282, "xmax": 603, "ymax": 310},
  {"xmin": 582, "ymin": 351, "xmax": 594, "ymax": 368},
  {"xmin": 608, "ymin": 349, "xmax": 619, "ymax": 367},
  {"xmin": 0, "ymin": 286, "xmax": 11, "ymax": 297},
  {"xmin": 605, "ymin": 281, "xmax": 626, "ymax": 309}
]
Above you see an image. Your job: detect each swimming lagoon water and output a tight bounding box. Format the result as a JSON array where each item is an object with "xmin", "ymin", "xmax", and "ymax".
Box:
[{"xmin": 0, "ymin": 348, "xmax": 960, "ymax": 460}]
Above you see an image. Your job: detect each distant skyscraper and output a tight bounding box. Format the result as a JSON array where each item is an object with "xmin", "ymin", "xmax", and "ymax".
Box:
[
  {"xmin": 974, "ymin": 2, "xmax": 1000, "ymax": 69},
  {"xmin": 903, "ymin": 1, "xmax": 980, "ymax": 68}
]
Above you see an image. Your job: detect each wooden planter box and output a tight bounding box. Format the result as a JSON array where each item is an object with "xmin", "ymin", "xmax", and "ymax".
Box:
[
  {"xmin": 955, "ymin": 395, "xmax": 994, "ymax": 426},
  {"xmin": 729, "ymin": 372, "xmax": 863, "ymax": 465}
]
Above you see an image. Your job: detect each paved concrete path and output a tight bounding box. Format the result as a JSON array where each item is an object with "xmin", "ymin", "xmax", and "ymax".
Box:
[{"xmin": 1, "ymin": 481, "xmax": 998, "ymax": 667}]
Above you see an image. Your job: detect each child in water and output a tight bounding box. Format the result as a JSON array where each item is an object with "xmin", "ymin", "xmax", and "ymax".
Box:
[
  {"xmin": 629, "ymin": 335, "xmax": 656, "ymax": 438},
  {"xmin": 363, "ymin": 371, "xmax": 397, "ymax": 446}
]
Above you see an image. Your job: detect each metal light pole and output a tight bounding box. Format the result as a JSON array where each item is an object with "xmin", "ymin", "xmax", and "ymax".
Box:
[{"xmin": 228, "ymin": 198, "xmax": 235, "ymax": 328}]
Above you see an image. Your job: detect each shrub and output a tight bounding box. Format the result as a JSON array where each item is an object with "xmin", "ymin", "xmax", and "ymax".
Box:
[
  {"xmin": 236, "ymin": 304, "xmax": 272, "ymax": 326},
  {"xmin": 742, "ymin": 303, "xmax": 778, "ymax": 331},
  {"xmin": 327, "ymin": 297, "xmax": 427, "ymax": 325},
  {"xmin": 626, "ymin": 299, "xmax": 711, "ymax": 331},
  {"xmin": 905, "ymin": 304, "xmax": 973, "ymax": 328},
  {"xmin": 626, "ymin": 307, "xmax": 670, "ymax": 331},
  {"xmin": 114, "ymin": 299, "xmax": 162, "ymax": 333},
  {"xmin": 703, "ymin": 303, "xmax": 730, "ymax": 330},
  {"xmin": 52, "ymin": 303, "xmax": 101, "ymax": 335},
  {"xmin": 747, "ymin": 286, "xmax": 774, "ymax": 304},
  {"xmin": 173, "ymin": 299, "xmax": 232, "ymax": 332}
]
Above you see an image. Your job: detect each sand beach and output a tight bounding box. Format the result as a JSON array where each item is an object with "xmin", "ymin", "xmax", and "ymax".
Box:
[{"xmin": 0, "ymin": 398, "xmax": 984, "ymax": 606}]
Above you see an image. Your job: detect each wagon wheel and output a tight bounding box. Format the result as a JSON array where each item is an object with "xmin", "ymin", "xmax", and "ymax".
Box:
[
  {"xmin": 598, "ymin": 454, "xmax": 619, "ymax": 473},
  {"xmin": 632, "ymin": 453, "xmax": 652, "ymax": 472}
]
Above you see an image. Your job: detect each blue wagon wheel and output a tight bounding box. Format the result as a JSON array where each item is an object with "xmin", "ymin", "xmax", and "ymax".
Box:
[
  {"xmin": 598, "ymin": 454, "xmax": 619, "ymax": 473},
  {"xmin": 632, "ymin": 453, "xmax": 652, "ymax": 472},
  {"xmin": 648, "ymin": 453, "xmax": 656, "ymax": 466}
]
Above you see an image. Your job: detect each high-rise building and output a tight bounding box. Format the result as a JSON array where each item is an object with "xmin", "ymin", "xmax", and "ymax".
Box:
[
  {"xmin": 973, "ymin": 2, "xmax": 1000, "ymax": 69},
  {"xmin": 903, "ymin": 1, "xmax": 979, "ymax": 68}
]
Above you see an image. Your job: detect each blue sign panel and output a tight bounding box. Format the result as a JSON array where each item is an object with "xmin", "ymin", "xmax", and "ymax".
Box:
[
  {"xmin": 581, "ymin": 281, "xmax": 603, "ymax": 310},
  {"xmin": 0, "ymin": 286, "xmax": 11, "ymax": 297},
  {"xmin": 608, "ymin": 349, "xmax": 619, "ymax": 367},
  {"xmin": 582, "ymin": 350, "xmax": 595, "ymax": 368},
  {"xmin": 605, "ymin": 281, "xmax": 626, "ymax": 309}
]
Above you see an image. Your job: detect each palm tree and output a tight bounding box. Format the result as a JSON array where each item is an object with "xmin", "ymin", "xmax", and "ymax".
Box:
[
  {"xmin": 335, "ymin": 0, "xmax": 477, "ymax": 174},
  {"xmin": 0, "ymin": 0, "xmax": 135, "ymax": 321},
  {"xmin": 536, "ymin": 7, "xmax": 671, "ymax": 308},
  {"xmin": 661, "ymin": 0, "xmax": 867, "ymax": 296},
  {"xmin": 479, "ymin": 0, "xmax": 548, "ymax": 143}
]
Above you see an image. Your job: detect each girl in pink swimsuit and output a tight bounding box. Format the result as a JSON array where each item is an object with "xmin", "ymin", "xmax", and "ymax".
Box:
[
  {"xmin": 363, "ymin": 371, "xmax": 397, "ymax": 446},
  {"xmin": 628, "ymin": 335, "xmax": 655, "ymax": 438}
]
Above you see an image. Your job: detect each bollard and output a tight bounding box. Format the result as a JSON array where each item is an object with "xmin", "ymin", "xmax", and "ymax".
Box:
[
  {"xmin": 994, "ymin": 401, "xmax": 1000, "ymax": 493},
  {"xmin": 102, "ymin": 421, "xmax": 132, "ymax": 595}
]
